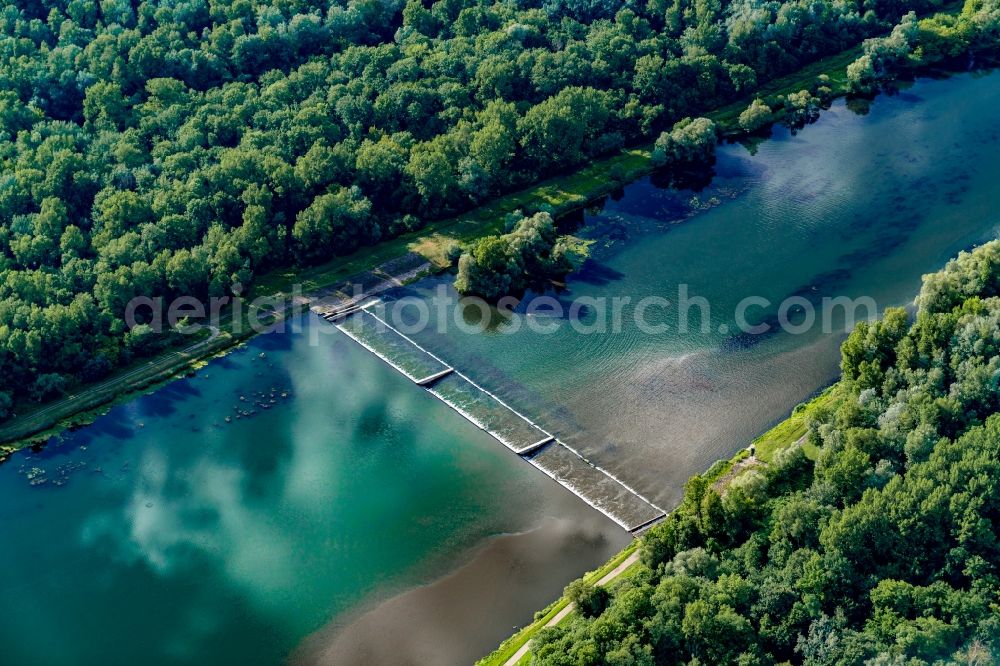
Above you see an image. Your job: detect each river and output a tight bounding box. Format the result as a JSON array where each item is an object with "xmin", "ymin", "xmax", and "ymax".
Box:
[
  {"xmin": 380, "ymin": 69, "xmax": 1000, "ymax": 511},
  {"xmin": 1, "ymin": 70, "xmax": 999, "ymax": 665}
]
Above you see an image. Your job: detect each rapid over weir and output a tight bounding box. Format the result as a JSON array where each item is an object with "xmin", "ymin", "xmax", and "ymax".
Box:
[{"xmin": 325, "ymin": 305, "xmax": 667, "ymax": 533}]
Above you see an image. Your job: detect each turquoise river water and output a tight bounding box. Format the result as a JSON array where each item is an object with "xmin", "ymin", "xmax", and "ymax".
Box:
[{"xmin": 2, "ymin": 70, "xmax": 1000, "ymax": 665}]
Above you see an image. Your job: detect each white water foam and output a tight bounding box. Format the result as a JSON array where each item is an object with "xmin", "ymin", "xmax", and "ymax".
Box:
[
  {"xmin": 334, "ymin": 319, "xmax": 422, "ymax": 384},
  {"xmin": 427, "ymin": 386, "xmax": 526, "ymax": 453},
  {"xmin": 525, "ymin": 454, "xmax": 633, "ymax": 531},
  {"xmin": 554, "ymin": 439, "xmax": 669, "ymax": 518}
]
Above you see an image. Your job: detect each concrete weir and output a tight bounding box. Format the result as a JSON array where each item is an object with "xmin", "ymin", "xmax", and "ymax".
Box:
[
  {"xmin": 415, "ymin": 368, "xmax": 454, "ymax": 386},
  {"xmin": 517, "ymin": 435, "xmax": 555, "ymax": 456},
  {"xmin": 321, "ymin": 301, "xmax": 368, "ymax": 321},
  {"xmin": 329, "ymin": 306, "xmax": 667, "ymax": 532}
]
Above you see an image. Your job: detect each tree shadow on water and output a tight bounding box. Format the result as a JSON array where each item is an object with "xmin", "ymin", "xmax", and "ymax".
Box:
[
  {"xmin": 252, "ymin": 328, "xmax": 295, "ymax": 352},
  {"xmin": 650, "ymin": 161, "xmax": 716, "ymax": 193},
  {"xmin": 572, "ymin": 259, "xmax": 626, "ymax": 287},
  {"xmin": 73, "ymin": 412, "xmax": 138, "ymax": 441},
  {"xmin": 134, "ymin": 380, "xmax": 202, "ymax": 420}
]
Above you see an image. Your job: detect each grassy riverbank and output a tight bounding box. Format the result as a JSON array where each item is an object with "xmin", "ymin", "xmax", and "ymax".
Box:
[
  {"xmin": 0, "ymin": 327, "xmax": 231, "ymax": 458},
  {"xmin": 752, "ymin": 385, "xmax": 843, "ymax": 462},
  {"xmin": 0, "ymin": 301, "xmax": 306, "ymax": 451},
  {"xmin": 477, "ymin": 540, "xmax": 641, "ymax": 666}
]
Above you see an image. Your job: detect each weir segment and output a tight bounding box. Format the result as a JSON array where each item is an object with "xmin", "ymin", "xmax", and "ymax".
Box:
[{"xmin": 329, "ymin": 306, "xmax": 667, "ymax": 532}]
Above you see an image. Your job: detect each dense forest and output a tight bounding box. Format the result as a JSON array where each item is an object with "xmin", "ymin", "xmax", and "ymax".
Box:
[
  {"xmin": 530, "ymin": 241, "xmax": 1000, "ymax": 664},
  {"xmin": 0, "ymin": 0, "xmax": 993, "ymax": 417}
]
